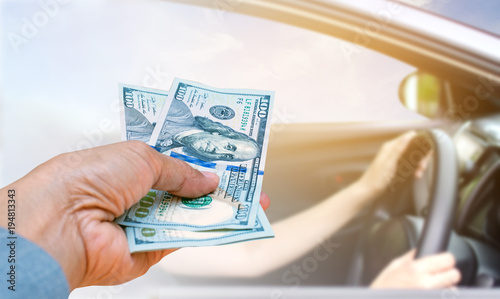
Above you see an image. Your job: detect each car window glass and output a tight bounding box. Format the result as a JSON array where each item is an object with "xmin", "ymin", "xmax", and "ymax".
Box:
[{"xmin": 398, "ymin": 0, "xmax": 500, "ymax": 36}]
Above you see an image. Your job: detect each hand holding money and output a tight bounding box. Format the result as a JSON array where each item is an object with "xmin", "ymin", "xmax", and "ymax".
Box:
[
  {"xmin": 0, "ymin": 78, "xmax": 275, "ymax": 293},
  {"xmin": 0, "ymin": 141, "xmax": 219, "ymax": 289},
  {"xmin": 116, "ymin": 79, "xmax": 275, "ymax": 252}
]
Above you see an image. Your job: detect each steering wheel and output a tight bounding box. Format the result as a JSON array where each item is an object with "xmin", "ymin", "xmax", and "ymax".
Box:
[
  {"xmin": 414, "ymin": 130, "xmax": 458, "ymax": 258},
  {"xmin": 347, "ymin": 129, "xmax": 458, "ymax": 285}
]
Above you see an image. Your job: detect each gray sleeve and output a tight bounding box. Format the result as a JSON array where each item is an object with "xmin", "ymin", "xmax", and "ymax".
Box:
[{"xmin": 0, "ymin": 228, "xmax": 70, "ymax": 298}]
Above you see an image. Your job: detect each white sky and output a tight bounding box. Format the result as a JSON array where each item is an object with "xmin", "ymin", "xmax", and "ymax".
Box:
[{"xmin": 0, "ymin": 0, "xmax": 422, "ymax": 184}]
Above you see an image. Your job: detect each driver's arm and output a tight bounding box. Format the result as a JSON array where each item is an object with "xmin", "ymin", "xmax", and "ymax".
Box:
[
  {"xmin": 162, "ymin": 166, "xmax": 381, "ymax": 277},
  {"xmin": 161, "ymin": 132, "xmax": 460, "ymax": 288},
  {"xmin": 163, "ymin": 134, "xmax": 397, "ymax": 268}
]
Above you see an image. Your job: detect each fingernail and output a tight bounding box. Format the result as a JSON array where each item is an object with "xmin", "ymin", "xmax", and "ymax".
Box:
[{"xmin": 202, "ymin": 171, "xmax": 219, "ymax": 184}]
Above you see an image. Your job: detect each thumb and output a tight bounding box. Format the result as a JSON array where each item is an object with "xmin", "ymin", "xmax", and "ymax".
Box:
[{"xmin": 149, "ymin": 148, "xmax": 219, "ymax": 198}]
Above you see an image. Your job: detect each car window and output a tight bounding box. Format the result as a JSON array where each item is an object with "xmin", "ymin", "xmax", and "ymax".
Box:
[{"xmin": 398, "ymin": 0, "xmax": 500, "ymax": 36}]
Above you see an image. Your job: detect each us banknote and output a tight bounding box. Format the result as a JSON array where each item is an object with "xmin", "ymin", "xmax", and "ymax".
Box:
[
  {"xmin": 119, "ymin": 83, "xmax": 170, "ymax": 142},
  {"xmin": 116, "ymin": 187, "xmax": 258, "ymax": 231},
  {"xmin": 117, "ymin": 79, "xmax": 274, "ymax": 231},
  {"xmin": 127, "ymin": 207, "xmax": 273, "ymax": 252}
]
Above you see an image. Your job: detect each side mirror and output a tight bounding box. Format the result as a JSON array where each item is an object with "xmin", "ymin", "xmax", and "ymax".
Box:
[{"xmin": 398, "ymin": 71, "xmax": 445, "ymax": 119}]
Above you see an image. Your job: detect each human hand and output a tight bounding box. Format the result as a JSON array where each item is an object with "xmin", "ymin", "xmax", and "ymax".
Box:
[
  {"xmin": 415, "ymin": 150, "xmax": 432, "ymax": 179},
  {"xmin": 259, "ymin": 192, "xmax": 270, "ymax": 211},
  {"xmin": 356, "ymin": 131, "xmax": 422, "ymax": 199},
  {"xmin": 0, "ymin": 141, "xmax": 219, "ymax": 290},
  {"xmin": 370, "ymin": 249, "xmax": 461, "ymax": 289}
]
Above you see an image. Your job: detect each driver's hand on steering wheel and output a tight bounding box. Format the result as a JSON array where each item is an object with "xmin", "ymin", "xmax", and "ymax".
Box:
[
  {"xmin": 357, "ymin": 132, "xmax": 460, "ymax": 288},
  {"xmin": 356, "ymin": 131, "xmax": 431, "ymax": 202},
  {"xmin": 370, "ymin": 249, "xmax": 461, "ymax": 289}
]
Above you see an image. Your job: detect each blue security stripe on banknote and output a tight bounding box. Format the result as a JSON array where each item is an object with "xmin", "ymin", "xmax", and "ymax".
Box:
[
  {"xmin": 169, "ymin": 151, "xmax": 218, "ymax": 168},
  {"xmin": 169, "ymin": 151, "xmax": 265, "ymax": 175}
]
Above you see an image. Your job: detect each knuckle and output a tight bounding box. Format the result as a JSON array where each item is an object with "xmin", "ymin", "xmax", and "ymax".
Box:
[
  {"xmin": 168, "ymin": 159, "xmax": 195, "ymax": 192},
  {"xmin": 450, "ymin": 269, "xmax": 462, "ymax": 283},
  {"xmin": 442, "ymin": 252, "xmax": 456, "ymax": 267},
  {"xmin": 127, "ymin": 140, "xmax": 152, "ymax": 153},
  {"xmin": 413, "ymin": 276, "xmax": 433, "ymax": 289}
]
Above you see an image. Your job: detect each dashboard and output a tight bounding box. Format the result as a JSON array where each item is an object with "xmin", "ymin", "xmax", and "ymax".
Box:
[
  {"xmin": 454, "ymin": 115, "xmax": 500, "ymax": 249},
  {"xmin": 409, "ymin": 114, "xmax": 500, "ymax": 286}
]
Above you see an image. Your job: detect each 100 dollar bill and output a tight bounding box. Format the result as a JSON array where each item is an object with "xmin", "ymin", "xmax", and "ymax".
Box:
[
  {"xmin": 116, "ymin": 187, "xmax": 261, "ymax": 231},
  {"xmin": 119, "ymin": 83, "xmax": 170, "ymax": 143},
  {"xmin": 127, "ymin": 207, "xmax": 273, "ymax": 252},
  {"xmin": 117, "ymin": 79, "xmax": 274, "ymax": 231}
]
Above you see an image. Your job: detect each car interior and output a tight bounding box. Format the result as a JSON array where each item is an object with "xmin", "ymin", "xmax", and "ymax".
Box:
[{"xmin": 158, "ymin": 0, "xmax": 500, "ymax": 290}]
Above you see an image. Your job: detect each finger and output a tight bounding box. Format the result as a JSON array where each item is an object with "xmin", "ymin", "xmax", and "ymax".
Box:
[
  {"xmin": 422, "ymin": 268, "xmax": 461, "ymax": 289},
  {"xmin": 149, "ymin": 147, "xmax": 219, "ymax": 198},
  {"xmin": 400, "ymin": 249, "xmax": 416, "ymax": 261},
  {"xmin": 401, "ymin": 130, "xmax": 418, "ymax": 141},
  {"xmin": 389, "ymin": 249, "xmax": 416, "ymax": 268},
  {"xmin": 393, "ymin": 131, "xmax": 418, "ymax": 155},
  {"xmin": 414, "ymin": 252, "xmax": 456, "ymax": 273},
  {"xmin": 415, "ymin": 151, "xmax": 432, "ymax": 178},
  {"xmin": 260, "ymin": 192, "xmax": 270, "ymax": 211},
  {"xmin": 375, "ymin": 131, "xmax": 417, "ymax": 168},
  {"xmin": 130, "ymin": 248, "xmax": 178, "ymax": 277}
]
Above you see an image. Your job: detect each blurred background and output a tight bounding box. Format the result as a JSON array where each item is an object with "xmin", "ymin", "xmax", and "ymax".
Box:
[{"xmin": 1, "ymin": 0, "xmax": 498, "ymax": 298}]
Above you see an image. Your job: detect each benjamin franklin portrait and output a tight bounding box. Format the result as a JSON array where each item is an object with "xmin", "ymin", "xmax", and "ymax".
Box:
[{"xmin": 125, "ymin": 100, "xmax": 260, "ymax": 162}]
